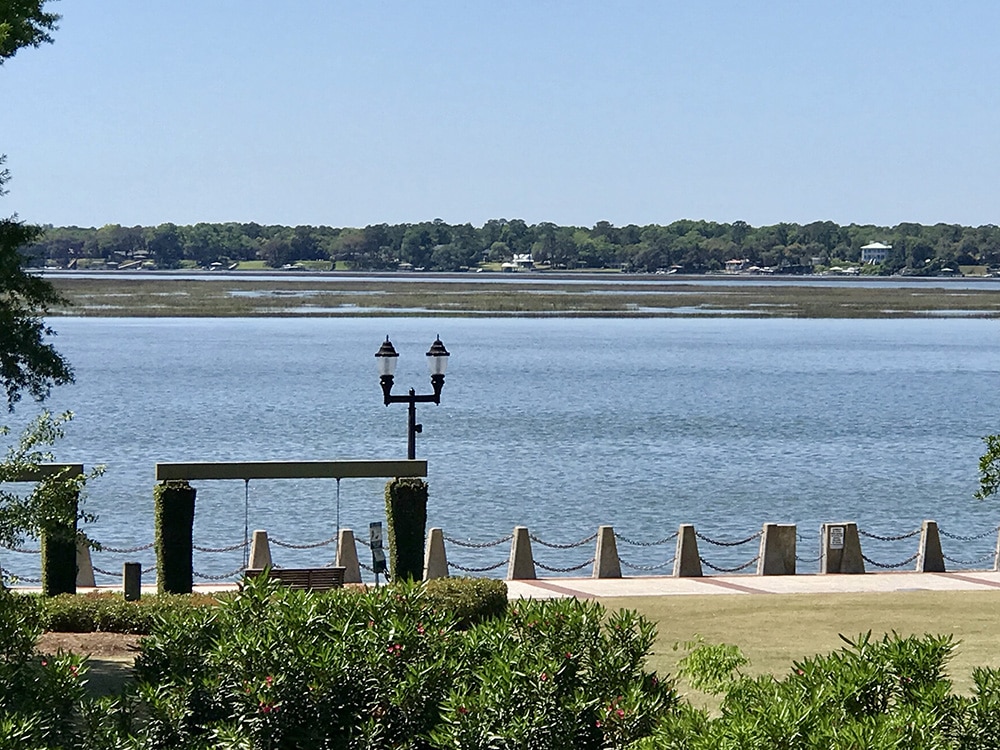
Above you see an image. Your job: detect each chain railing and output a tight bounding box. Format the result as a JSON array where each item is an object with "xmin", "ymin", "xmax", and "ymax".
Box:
[
  {"xmin": 700, "ymin": 554, "xmax": 760, "ymax": 573},
  {"xmin": 695, "ymin": 529, "xmax": 763, "ymax": 547},
  {"xmin": 270, "ymin": 534, "xmax": 338, "ymax": 550},
  {"xmin": 619, "ymin": 556, "xmax": 675, "ymax": 572},
  {"xmin": 858, "ymin": 527, "xmax": 921, "ymax": 542},
  {"xmin": 862, "ymin": 553, "xmax": 920, "ymax": 570},
  {"xmin": 614, "ymin": 532, "xmax": 678, "ymax": 547}
]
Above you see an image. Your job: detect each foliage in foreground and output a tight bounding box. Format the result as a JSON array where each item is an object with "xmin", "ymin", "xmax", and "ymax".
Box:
[
  {"xmin": 11, "ymin": 580, "xmax": 1000, "ymax": 748},
  {"xmin": 644, "ymin": 631, "xmax": 1000, "ymax": 749}
]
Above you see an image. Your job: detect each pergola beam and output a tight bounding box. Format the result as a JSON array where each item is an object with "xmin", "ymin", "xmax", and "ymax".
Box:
[{"xmin": 155, "ymin": 459, "xmax": 427, "ymax": 482}]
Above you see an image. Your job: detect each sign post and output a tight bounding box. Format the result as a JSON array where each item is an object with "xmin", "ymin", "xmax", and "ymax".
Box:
[{"xmin": 370, "ymin": 521, "xmax": 388, "ymax": 586}]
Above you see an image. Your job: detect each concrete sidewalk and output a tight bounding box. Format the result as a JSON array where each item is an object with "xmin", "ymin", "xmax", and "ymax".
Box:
[{"xmin": 504, "ymin": 570, "xmax": 1000, "ymax": 599}]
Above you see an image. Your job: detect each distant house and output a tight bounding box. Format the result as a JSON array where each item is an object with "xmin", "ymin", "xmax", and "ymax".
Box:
[
  {"xmin": 724, "ymin": 258, "xmax": 751, "ymax": 273},
  {"xmin": 502, "ymin": 253, "xmax": 535, "ymax": 272},
  {"xmin": 861, "ymin": 242, "xmax": 891, "ymax": 264}
]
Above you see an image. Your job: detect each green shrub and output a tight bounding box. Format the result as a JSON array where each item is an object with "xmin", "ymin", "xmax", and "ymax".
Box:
[
  {"xmin": 384, "ymin": 476, "xmax": 427, "ymax": 581},
  {"xmin": 423, "ymin": 576, "xmax": 508, "ymax": 628},
  {"xmin": 650, "ymin": 631, "xmax": 968, "ymax": 749},
  {"xmin": 41, "ymin": 591, "xmax": 219, "ymax": 634},
  {"xmin": 130, "ymin": 576, "xmax": 673, "ymax": 748}
]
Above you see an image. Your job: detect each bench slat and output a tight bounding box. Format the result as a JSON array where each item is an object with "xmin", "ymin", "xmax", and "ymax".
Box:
[{"xmin": 245, "ymin": 566, "xmax": 345, "ymax": 591}]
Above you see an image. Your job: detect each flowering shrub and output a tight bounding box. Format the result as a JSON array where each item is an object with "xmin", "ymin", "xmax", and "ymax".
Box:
[{"xmin": 130, "ymin": 577, "xmax": 673, "ymax": 748}]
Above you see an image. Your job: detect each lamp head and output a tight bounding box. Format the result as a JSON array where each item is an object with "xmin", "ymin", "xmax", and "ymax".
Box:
[{"xmin": 375, "ymin": 336, "xmax": 399, "ymax": 377}]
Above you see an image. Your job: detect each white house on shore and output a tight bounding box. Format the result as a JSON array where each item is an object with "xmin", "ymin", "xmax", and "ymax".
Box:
[{"xmin": 861, "ymin": 242, "xmax": 891, "ymax": 264}]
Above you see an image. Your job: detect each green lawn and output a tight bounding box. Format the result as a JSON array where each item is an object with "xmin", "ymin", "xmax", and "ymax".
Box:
[{"xmin": 604, "ymin": 590, "xmax": 1000, "ymax": 702}]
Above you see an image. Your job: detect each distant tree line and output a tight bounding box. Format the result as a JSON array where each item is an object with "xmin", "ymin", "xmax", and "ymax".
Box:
[{"xmin": 22, "ymin": 218, "xmax": 1000, "ymax": 274}]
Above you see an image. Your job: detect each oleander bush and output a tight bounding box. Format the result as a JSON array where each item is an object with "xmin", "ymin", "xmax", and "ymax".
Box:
[
  {"xmin": 129, "ymin": 576, "xmax": 673, "ymax": 748},
  {"xmin": 643, "ymin": 631, "xmax": 1000, "ymax": 749},
  {"xmin": 0, "ymin": 589, "xmax": 91, "ymax": 748}
]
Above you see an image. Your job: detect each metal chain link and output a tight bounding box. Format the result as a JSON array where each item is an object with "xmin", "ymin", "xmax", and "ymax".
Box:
[
  {"xmin": 193, "ymin": 566, "xmax": 244, "ymax": 581},
  {"xmin": 0, "ymin": 545, "xmax": 40, "ymax": 554},
  {"xmin": 861, "ymin": 553, "xmax": 919, "ymax": 569},
  {"xmin": 528, "ymin": 532, "xmax": 598, "ymax": 549},
  {"xmin": 93, "ymin": 566, "xmax": 124, "ymax": 578},
  {"xmin": 695, "ymin": 530, "xmax": 762, "ymax": 547},
  {"xmin": 796, "ymin": 554, "xmax": 823, "ymax": 564},
  {"xmin": 939, "ymin": 525, "xmax": 1000, "ymax": 542},
  {"xmin": 443, "ymin": 534, "xmax": 513, "ymax": 549},
  {"xmin": 535, "ymin": 558, "xmax": 595, "ymax": 573},
  {"xmin": 100, "ymin": 542, "xmax": 155, "ymax": 554},
  {"xmin": 858, "ymin": 528, "xmax": 920, "ymax": 542},
  {"xmin": 614, "ymin": 532, "xmax": 679, "ymax": 547},
  {"xmin": 142, "ymin": 565, "xmax": 157, "ymax": 575},
  {"xmin": 193, "ymin": 540, "xmax": 248, "ymax": 553},
  {"xmin": 619, "ymin": 556, "xmax": 676, "ymax": 571},
  {"xmin": 357, "ymin": 538, "xmax": 371, "ymax": 549},
  {"xmin": 942, "ymin": 552, "xmax": 996, "ymax": 566},
  {"xmin": 359, "ymin": 561, "xmax": 374, "ymax": 572},
  {"xmin": 451, "ymin": 560, "xmax": 508, "ymax": 573},
  {"xmin": 1, "ymin": 567, "xmax": 41, "ymax": 583},
  {"xmin": 699, "ymin": 554, "xmax": 760, "ymax": 573},
  {"xmin": 271, "ymin": 534, "xmax": 338, "ymax": 550}
]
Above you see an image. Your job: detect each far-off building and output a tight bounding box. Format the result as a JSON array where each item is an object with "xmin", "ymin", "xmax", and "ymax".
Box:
[{"xmin": 861, "ymin": 241, "xmax": 891, "ymax": 264}]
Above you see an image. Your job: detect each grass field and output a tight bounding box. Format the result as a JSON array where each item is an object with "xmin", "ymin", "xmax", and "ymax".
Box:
[
  {"xmin": 605, "ymin": 590, "xmax": 1000, "ymax": 704},
  {"xmin": 44, "ymin": 274, "xmax": 1000, "ymax": 318}
]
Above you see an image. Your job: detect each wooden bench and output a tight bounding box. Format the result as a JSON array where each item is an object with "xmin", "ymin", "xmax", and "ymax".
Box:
[{"xmin": 244, "ymin": 566, "xmax": 346, "ymax": 591}]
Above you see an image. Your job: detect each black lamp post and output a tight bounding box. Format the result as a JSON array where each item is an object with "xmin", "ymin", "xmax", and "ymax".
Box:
[{"xmin": 375, "ymin": 336, "xmax": 450, "ymax": 459}]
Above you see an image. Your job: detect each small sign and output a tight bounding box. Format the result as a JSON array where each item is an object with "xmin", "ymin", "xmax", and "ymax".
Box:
[
  {"xmin": 370, "ymin": 522, "xmax": 388, "ymax": 576},
  {"xmin": 829, "ymin": 525, "xmax": 845, "ymax": 550}
]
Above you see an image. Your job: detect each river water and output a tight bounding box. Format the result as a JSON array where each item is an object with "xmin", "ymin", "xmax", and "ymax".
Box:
[{"xmin": 2, "ymin": 316, "xmax": 999, "ymax": 583}]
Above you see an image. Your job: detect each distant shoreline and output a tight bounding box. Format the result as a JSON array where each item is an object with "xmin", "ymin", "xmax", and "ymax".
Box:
[{"xmin": 44, "ymin": 271, "xmax": 1000, "ymax": 319}]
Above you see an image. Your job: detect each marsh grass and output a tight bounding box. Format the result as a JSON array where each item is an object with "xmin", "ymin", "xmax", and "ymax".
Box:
[{"xmin": 47, "ymin": 276, "xmax": 1000, "ymax": 318}]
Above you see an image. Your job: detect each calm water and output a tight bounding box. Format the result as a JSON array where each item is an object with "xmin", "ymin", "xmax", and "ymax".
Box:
[{"xmin": 3, "ymin": 316, "xmax": 999, "ymax": 582}]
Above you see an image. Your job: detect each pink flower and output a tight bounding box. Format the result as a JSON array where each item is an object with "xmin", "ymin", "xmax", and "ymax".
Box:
[{"xmin": 265, "ymin": 675, "xmax": 273, "ymax": 685}]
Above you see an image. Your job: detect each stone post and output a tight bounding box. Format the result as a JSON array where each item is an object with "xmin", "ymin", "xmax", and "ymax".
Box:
[
  {"xmin": 248, "ymin": 529, "xmax": 272, "ymax": 569},
  {"xmin": 916, "ymin": 520, "xmax": 945, "ymax": 572},
  {"xmin": 423, "ymin": 527, "xmax": 449, "ymax": 580},
  {"xmin": 76, "ymin": 536, "xmax": 96, "ymax": 588},
  {"xmin": 757, "ymin": 523, "xmax": 797, "ymax": 575},
  {"xmin": 593, "ymin": 525, "xmax": 622, "ymax": 578},
  {"xmin": 673, "ymin": 524, "xmax": 702, "ymax": 577},
  {"xmin": 336, "ymin": 528, "xmax": 362, "ymax": 583},
  {"xmin": 820, "ymin": 522, "xmax": 865, "ymax": 574},
  {"xmin": 508, "ymin": 526, "xmax": 536, "ymax": 580}
]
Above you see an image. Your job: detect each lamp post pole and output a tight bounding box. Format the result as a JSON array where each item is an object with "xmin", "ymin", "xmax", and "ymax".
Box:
[{"xmin": 376, "ymin": 336, "xmax": 449, "ymax": 460}]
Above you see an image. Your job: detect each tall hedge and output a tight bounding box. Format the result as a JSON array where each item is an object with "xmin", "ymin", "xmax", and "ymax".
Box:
[
  {"xmin": 154, "ymin": 481, "xmax": 196, "ymax": 594},
  {"xmin": 40, "ymin": 526, "xmax": 77, "ymax": 597},
  {"xmin": 384, "ymin": 477, "xmax": 428, "ymax": 582}
]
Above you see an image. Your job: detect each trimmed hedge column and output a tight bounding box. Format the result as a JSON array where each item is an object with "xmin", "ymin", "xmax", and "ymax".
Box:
[
  {"xmin": 154, "ymin": 480, "xmax": 196, "ymax": 594},
  {"xmin": 40, "ymin": 523, "xmax": 78, "ymax": 596},
  {"xmin": 384, "ymin": 477, "xmax": 428, "ymax": 582}
]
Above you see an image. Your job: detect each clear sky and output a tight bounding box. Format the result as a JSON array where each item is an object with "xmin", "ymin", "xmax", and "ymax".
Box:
[{"xmin": 3, "ymin": 1, "xmax": 999, "ymax": 230}]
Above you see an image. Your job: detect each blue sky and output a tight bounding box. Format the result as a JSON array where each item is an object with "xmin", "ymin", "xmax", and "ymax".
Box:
[{"xmin": 3, "ymin": 1, "xmax": 999, "ymax": 229}]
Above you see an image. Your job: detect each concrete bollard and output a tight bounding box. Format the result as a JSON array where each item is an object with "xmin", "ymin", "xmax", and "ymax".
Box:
[
  {"xmin": 248, "ymin": 529, "xmax": 272, "ymax": 569},
  {"xmin": 123, "ymin": 562, "xmax": 141, "ymax": 601},
  {"xmin": 508, "ymin": 526, "xmax": 536, "ymax": 580},
  {"xmin": 916, "ymin": 520, "xmax": 945, "ymax": 572},
  {"xmin": 820, "ymin": 522, "xmax": 865, "ymax": 574},
  {"xmin": 593, "ymin": 525, "xmax": 622, "ymax": 579},
  {"xmin": 673, "ymin": 524, "xmax": 702, "ymax": 577},
  {"xmin": 336, "ymin": 528, "xmax": 362, "ymax": 584},
  {"xmin": 75, "ymin": 537, "xmax": 96, "ymax": 588},
  {"xmin": 423, "ymin": 527, "xmax": 449, "ymax": 580},
  {"xmin": 757, "ymin": 523, "xmax": 797, "ymax": 575}
]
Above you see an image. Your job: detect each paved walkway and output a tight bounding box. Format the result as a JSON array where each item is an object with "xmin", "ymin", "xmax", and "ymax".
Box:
[
  {"xmin": 504, "ymin": 570, "xmax": 1000, "ymax": 599},
  {"xmin": 18, "ymin": 570, "xmax": 1000, "ymax": 599}
]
